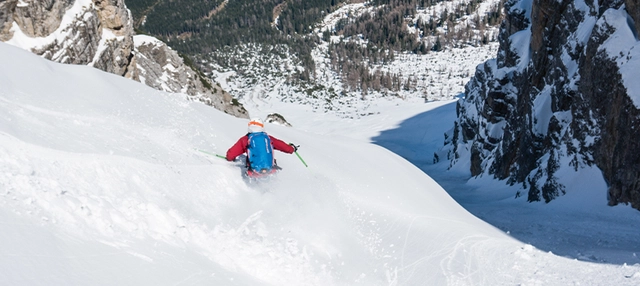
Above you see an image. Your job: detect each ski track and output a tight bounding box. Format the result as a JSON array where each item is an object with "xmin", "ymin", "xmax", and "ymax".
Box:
[{"xmin": 0, "ymin": 134, "xmax": 334, "ymax": 285}]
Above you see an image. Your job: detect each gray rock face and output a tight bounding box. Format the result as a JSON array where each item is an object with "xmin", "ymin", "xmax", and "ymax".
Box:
[
  {"xmin": 1, "ymin": 0, "xmax": 137, "ymax": 78},
  {"xmin": 577, "ymin": 10, "xmax": 640, "ymax": 208},
  {"xmin": 134, "ymin": 36, "xmax": 248, "ymax": 118},
  {"xmin": 442, "ymin": 0, "xmax": 640, "ymax": 210},
  {"xmin": 1, "ymin": 0, "xmax": 247, "ymax": 118},
  {"xmin": 2, "ymin": 0, "xmax": 74, "ymax": 38}
]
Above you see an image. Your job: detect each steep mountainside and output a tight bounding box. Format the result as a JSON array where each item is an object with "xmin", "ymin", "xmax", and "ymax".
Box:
[
  {"xmin": 442, "ymin": 0, "xmax": 640, "ymax": 210},
  {"xmin": 130, "ymin": 0, "xmax": 505, "ymax": 116},
  {"xmin": 0, "ymin": 0, "xmax": 247, "ymax": 118},
  {"xmin": 129, "ymin": 0, "xmax": 334, "ymax": 80}
]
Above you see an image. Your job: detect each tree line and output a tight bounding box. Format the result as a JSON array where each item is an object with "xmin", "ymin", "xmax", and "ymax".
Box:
[
  {"xmin": 126, "ymin": 0, "xmax": 504, "ymax": 92},
  {"xmin": 128, "ymin": 0, "xmax": 344, "ymax": 81},
  {"xmin": 326, "ymin": 0, "xmax": 504, "ymax": 92}
]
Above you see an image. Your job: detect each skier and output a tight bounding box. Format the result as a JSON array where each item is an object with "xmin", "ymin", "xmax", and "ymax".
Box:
[{"xmin": 226, "ymin": 118, "xmax": 298, "ymax": 177}]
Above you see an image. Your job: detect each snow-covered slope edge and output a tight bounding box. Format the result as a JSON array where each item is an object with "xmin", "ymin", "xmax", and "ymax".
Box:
[{"xmin": 1, "ymin": 43, "xmax": 639, "ymax": 285}]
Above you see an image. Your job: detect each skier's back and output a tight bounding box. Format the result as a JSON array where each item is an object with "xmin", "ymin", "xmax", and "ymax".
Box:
[{"xmin": 226, "ymin": 118, "xmax": 297, "ymax": 177}]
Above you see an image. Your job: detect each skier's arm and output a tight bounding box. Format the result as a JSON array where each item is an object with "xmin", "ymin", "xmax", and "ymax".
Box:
[
  {"xmin": 270, "ymin": 136, "xmax": 295, "ymax": 154},
  {"xmin": 226, "ymin": 136, "xmax": 248, "ymax": 161}
]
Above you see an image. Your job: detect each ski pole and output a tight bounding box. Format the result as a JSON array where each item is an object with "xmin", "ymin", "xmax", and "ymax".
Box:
[
  {"xmin": 196, "ymin": 149, "xmax": 226, "ymax": 160},
  {"xmin": 294, "ymin": 151, "xmax": 308, "ymax": 167}
]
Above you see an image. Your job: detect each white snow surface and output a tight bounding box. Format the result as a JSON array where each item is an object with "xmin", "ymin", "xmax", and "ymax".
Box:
[{"xmin": 1, "ymin": 42, "xmax": 640, "ymax": 285}]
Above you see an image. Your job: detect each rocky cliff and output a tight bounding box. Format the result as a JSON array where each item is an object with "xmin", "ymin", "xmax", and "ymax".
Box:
[
  {"xmin": 134, "ymin": 35, "xmax": 248, "ymax": 118},
  {"xmin": 1, "ymin": 0, "xmax": 136, "ymax": 78},
  {"xmin": 0, "ymin": 0, "xmax": 247, "ymax": 118},
  {"xmin": 441, "ymin": 0, "xmax": 640, "ymax": 210}
]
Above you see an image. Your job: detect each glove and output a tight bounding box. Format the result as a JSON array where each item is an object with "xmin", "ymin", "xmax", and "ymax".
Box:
[{"xmin": 289, "ymin": 143, "xmax": 299, "ymax": 152}]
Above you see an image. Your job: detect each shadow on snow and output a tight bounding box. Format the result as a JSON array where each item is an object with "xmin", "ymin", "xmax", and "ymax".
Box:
[{"xmin": 371, "ymin": 100, "xmax": 640, "ymax": 266}]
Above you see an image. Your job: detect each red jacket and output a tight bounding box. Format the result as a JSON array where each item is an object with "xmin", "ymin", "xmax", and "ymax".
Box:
[{"xmin": 226, "ymin": 133, "xmax": 295, "ymax": 162}]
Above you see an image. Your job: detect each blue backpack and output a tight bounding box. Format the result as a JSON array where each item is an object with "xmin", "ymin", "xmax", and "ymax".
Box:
[{"xmin": 247, "ymin": 132, "xmax": 274, "ymax": 172}]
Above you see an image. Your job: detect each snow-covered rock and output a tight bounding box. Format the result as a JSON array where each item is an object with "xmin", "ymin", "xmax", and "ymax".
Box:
[
  {"xmin": 2, "ymin": 0, "xmax": 137, "ymax": 78},
  {"xmin": 134, "ymin": 35, "xmax": 248, "ymax": 118},
  {"xmin": 0, "ymin": 0, "xmax": 247, "ymax": 118},
  {"xmin": 443, "ymin": 0, "xmax": 640, "ymax": 210},
  {"xmin": 265, "ymin": 113, "xmax": 292, "ymax": 127}
]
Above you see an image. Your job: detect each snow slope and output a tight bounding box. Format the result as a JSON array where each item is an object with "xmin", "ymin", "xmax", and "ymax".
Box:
[{"xmin": 1, "ymin": 42, "xmax": 639, "ymax": 285}]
